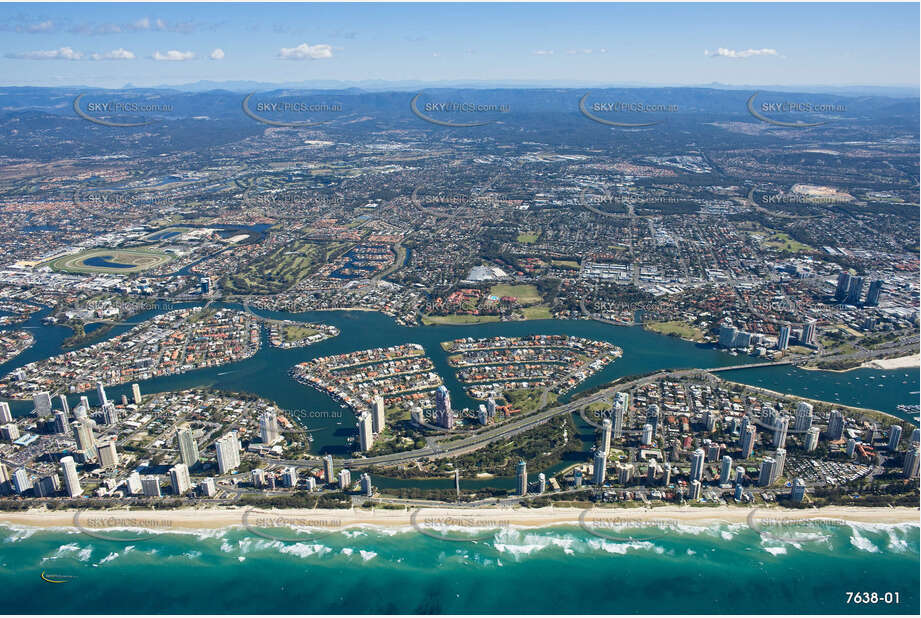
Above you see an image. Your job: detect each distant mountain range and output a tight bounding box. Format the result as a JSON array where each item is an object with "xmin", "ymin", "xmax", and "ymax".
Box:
[{"xmin": 2, "ymin": 80, "xmax": 917, "ymax": 99}]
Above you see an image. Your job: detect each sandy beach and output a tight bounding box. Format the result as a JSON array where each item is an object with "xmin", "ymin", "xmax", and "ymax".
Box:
[
  {"xmin": 0, "ymin": 505, "xmax": 917, "ymax": 532},
  {"xmin": 861, "ymin": 353, "xmax": 921, "ymax": 370}
]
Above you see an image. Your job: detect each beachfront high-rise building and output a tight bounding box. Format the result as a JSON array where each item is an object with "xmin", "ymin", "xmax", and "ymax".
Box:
[
  {"xmin": 126, "ymin": 472, "xmax": 142, "ymax": 495},
  {"xmin": 170, "ymin": 463, "xmax": 191, "ymax": 495},
  {"xmin": 131, "ymin": 383, "xmax": 142, "ymax": 405},
  {"xmin": 12, "ymin": 468, "xmax": 32, "ymax": 494},
  {"xmin": 434, "ymin": 386, "xmax": 454, "ymax": 429},
  {"xmin": 33, "ymin": 392, "xmax": 52, "ymax": 417},
  {"xmin": 777, "ymin": 324, "xmax": 791, "ymax": 351},
  {"xmin": 200, "ymin": 478, "xmax": 217, "ymax": 497},
  {"xmin": 372, "ymin": 395, "xmax": 385, "ymax": 434},
  {"xmin": 215, "ymin": 433, "xmax": 241, "ymax": 474},
  {"xmin": 690, "ymin": 448, "xmax": 706, "ymax": 483},
  {"xmin": 662, "ymin": 462, "xmax": 672, "ymax": 486},
  {"xmin": 60, "ymin": 456, "xmax": 82, "ymax": 497},
  {"xmin": 887, "ymin": 425, "xmax": 902, "ymax": 451},
  {"xmin": 141, "ymin": 475, "xmax": 162, "ymax": 497},
  {"xmin": 865, "ymin": 280, "xmax": 884, "ymax": 307},
  {"xmin": 259, "ymin": 410, "xmax": 281, "ymax": 445},
  {"xmin": 537, "ymin": 472, "xmax": 546, "ymax": 494},
  {"xmin": 805, "ymin": 427, "xmax": 820, "ymax": 452},
  {"xmin": 338, "ymin": 468, "xmax": 351, "ymax": 491},
  {"xmin": 601, "ymin": 418, "xmax": 612, "ymax": 454},
  {"xmin": 72, "ymin": 419, "xmax": 97, "ymax": 461},
  {"xmin": 689, "ymin": 479, "xmax": 702, "ymax": 500},
  {"xmin": 720, "ymin": 455, "xmax": 733, "ymax": 485},
  {"xmin": 758, "ymin": 458, "xmax": 776, "ymax": 487},
  {"xmin": 251, "ymin": 468, "xmax": 266, "ymax": 488},
  {"xmin": 773, "ymin": 416, "xmax": 789, "ymax": 449},
  {"xmin": 410, "ymin": 405, "xmax": 425, "ymax": 425},
  {"xmin": 97, "ymin": 440, "xmax": 119, "ymax": 468},
  {"xmin": 592, "ymin": 450, "xmax": 607, "ymax": 486},
  {"xmin": 96, "ymin": 382, "xmax": 108, "ymax": 407},
  {"xmin": 516, "ymin": 460, "xmax": 528, "ymax": 495},
  {"xmin": 617, "ymin": 463, "xmax": 634, "ymax": 485},
  {"xmin": 902, "ymin": 446, "xmax": 920, "ymax": 479},
  {"xmin": 612, "ymin": 403, "xmax": 624, "ymax": 439},
  {"xmin": 360, "ymin": 473, "xmax": 372, "ymax": 497},
  {"xmin": 794, "ymin": 402, "xmax": 814, "ymax": 432},
  {"xmin": 177, "ymin": 428, "xmax": 200, "ymax": 467},
  {"xmin": 774, "ymin": 448, "xmax": 786, "ymax": 482},
  {"xmin": 324, "ymin": 455, "xmax": 334, "ymax": 484},
  {"xmin": 790, "ymin": 478, "xmax": 806, "ymax": 503},
  {"xmin": 0, "ymin": 402, "xmax": 12, "ymax": 424},
  {"xmin": 281, "ymin": 467, "xmax": 298, "ymax": 488},
  {"xmin": 801, "ymin": 320, "xmax": 817, "ymax": 346},
  {"xmin": 827, "ymin": 410, "xmax": 845, "ymax": 441},
  {"xmin": 735, "ymin": 466, "xmax": 746, "ymax": 486},
  {"xmin": 646, "ymin": 459, "xmax": 657, "ymax": 484},
  {"xmin": 358, "ymin": 412, "xmax": 374, "ymax": 452}
]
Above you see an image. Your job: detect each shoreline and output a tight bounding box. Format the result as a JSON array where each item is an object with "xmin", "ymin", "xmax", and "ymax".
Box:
[{"xmin": 1, "ymin": 505, "xmax": 917, "ymax": 532}]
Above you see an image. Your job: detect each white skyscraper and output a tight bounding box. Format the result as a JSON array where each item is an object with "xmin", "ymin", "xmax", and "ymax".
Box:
[
  {"xmin": 33, "ymin": 392, "xmax": 52, "ymax": 417},
  {"xmin": 96, "ymin": 382, "xmax": 108, "ymax": 406},
  {"xmin": 338, "ymin": 468, "xmax": 351, "ymax": 490},
  {"xmin": 773, "ymin": 416, "xmax": 789, "ymax": 449},
  {"xmin": 170, "ymin": 463, "xmax": 191, "ymax": 495},
  {"xmin": 58, "ymin": 395, "xmax": 70, "ymax": 417},
  {"xmin": 72, "ymin": 419, "xmax": 97, "ymax": 461},
  {"xmin": 517, "ymin": 460, "xmax": 529, "ymax": 495},
  {"xmin": 323, "ymin": 454, "xmax": 334, "ymax": 484},
  {"xmin": 131, "ymin": 383, "xmax": 142, "ymax": 405},
  {"xmin": 97, "ymin": 440, "xmax": 119, "ymax": 468},
  {"xmin": 60, "ymin": 456, "xmax": 82, "ymax": 497},
  {"xmin": 773, "ymin": 448, "xmax": 787, "ymax": 482},
  {"xmin": 259, "ymin": 410, "xmax": 281, "ymax": 445},
  {"xmin": 592, "ymin": 450, "xmax": 606, "ymax": 486},
  {"xmin": 358, "ymin": 412, "xmax": 374, "ymax": 452},
  {"xmin": 758, "ymin": 457, "xmax": 777, "ymax": 487},
  {"xmin": 141, "ymin": 475, "xmax": 162, "ymax": 497},
  {"xmin": 601, "ymin": 418, "xmax": 612, "ymax": 453},
  {"xmin": 215, "ymin": 433, "xmax": 241, "ymax": 474},
  {"xmin": 794, "ymin": 402, "xmax": 813, "ymax": 432},
  {"xmin": 177, "ymin": 428, "xmax": 200, "ymax": 467},
  {"xmin": 282, "ymin": 467, "xmax": 298, "ymax": 488},
  {"xmin": 12, "ymin": 468, "xmax": 32, "ymax": 494},
  {"xmin": 642, "ymin": 423, "xmax": 654, "ymax": 445},
  {"xmin": 537, "ymin": 472, "xmax": 547, "ymax": 494},
  {"xmin": 805, "ymin": 427, "xmax": 820, "ymax": 452},
  {"xmin": 888, "ymin": 425, "xmax": 903, "ymax": 451},
  {"xmin": 102, "ymin": 402, "xmax": 118, "ymax": 425},
  {"xmin": 690, "ymin": 448, "xmax": 706, "ymax": 482},
  {"xmin": 0, "ymin": 402, "xmax": 12, "ymax": 424},
  {"xmin": 720, "ymin": 455, "xmax": 733, "ymax": 485},
  {"xmin": 372, "ymin": 394, "xmax": 385, "ymax": 434},
  {"xmin": 126, "ymin": 471, "xmax": 143, "ymax": 495}
]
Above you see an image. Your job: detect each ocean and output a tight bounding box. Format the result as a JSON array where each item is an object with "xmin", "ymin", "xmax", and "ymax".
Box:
[{"xmin": 1, "ymin": 520, "xmax": 918, "ymax": 614}]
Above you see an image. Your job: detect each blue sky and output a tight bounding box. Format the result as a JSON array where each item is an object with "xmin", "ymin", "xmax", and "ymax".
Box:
[{"xmin": 0, "ymin": 2, "xmax": 917, "ymax": 88}]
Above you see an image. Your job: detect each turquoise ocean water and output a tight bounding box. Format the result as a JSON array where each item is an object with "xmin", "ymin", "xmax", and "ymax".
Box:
[{"xmin": 0, "ymin": 521, "xmax": 917, "ymax": 614}]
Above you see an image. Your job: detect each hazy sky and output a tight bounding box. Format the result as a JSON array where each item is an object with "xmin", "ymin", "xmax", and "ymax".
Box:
[{"xmin": 1, "ymin": 2, "xmax": 918, "ymax": 88}]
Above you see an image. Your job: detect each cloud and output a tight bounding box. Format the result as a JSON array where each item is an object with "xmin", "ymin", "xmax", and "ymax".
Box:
[
  {"xmin": 5, "ymin": 46, "xmax": 83, "ymax": 60},
  {"xmin": 153, "ymin": 49, "xmax": 196, "ymax": 61},
  {"xmin": 705, "ymin": 47, "xmax": 779, "ymax": 59},
  {"xmin": 68, "ymin": 16, "xmax": 210, "ymax": 35},
  {"xmin": 0, "ymin": 19, "xmax": 56, "ymax": 33},
  {"xmin": 89, "ymin": 48, "xmax": 136, "ymax": 61},
  {"xmin": 278, "ymin": 43, "xmax": 333, "ymax": 60},
  {"xmin": 210, "ymin": 48, "xmax": 225, "ymax": 60},
  {"xmin": 533, "ymin": 50, "xmax": 554, "ymax": 56}
]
